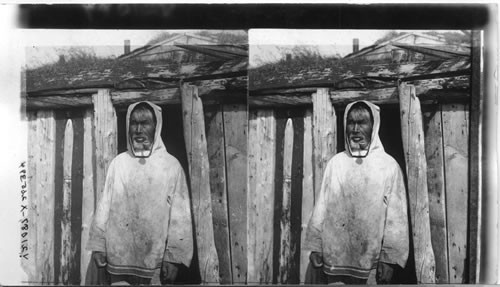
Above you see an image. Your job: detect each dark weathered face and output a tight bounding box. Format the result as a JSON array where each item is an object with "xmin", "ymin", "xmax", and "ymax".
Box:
[
  {"xmin": 346, "ymin": 106, "xmax": 373, "ymax": 152},
  {"xmin": 129, "ymin": 107, "xmax": 156, "ymax": 154}
]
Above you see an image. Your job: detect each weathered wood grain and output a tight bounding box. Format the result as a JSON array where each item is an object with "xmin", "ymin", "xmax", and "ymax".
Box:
[
  {"xmin": 247, "ymin": 109, "xmax": 276, "ymax": 284},
  {"xmin": 248, "ymin": 94, "xmax": 313, "ymax": 107},
  {"xmin": 59, "ymin": 119, "xmax": 74, "ymax": 284},
  {"xmin": 279, "ymin": 119, "xmax": 294, "ymax": 283},
  {"xmin": 92, "ymin": 89, "xmax": 117, "ymax": 205},
  {"xmin": 398, "ymin": 82, "xmax": 436, "ymax": 283},
  {"xmin": 330, "ymin": 88, "xmax": 399, "ymax": 105},
  {"xmin": 204, "ymin": 105, "xmax": 232, "ymax": 284},
  {"xmin": 25, "ymin": 112, "xmax": 38, "ymax": 282},
  {"xmin": 468, "ymin": 30, "xmax": 481, "ymax": 284},
  {"xmin": 26, "ymin": 94, "xmax": 93, "ymax": 111},
  {"xmin": 312, "ymin": 88, "xmax": 336, "ymax": 201},
  {"xmin": 248, "ymin": 85, "xmax": 470, "ymax": 108},
  {"xmin": 70, "ymin": 114, "xmax": 84, "ymax": 285},
  {"xmin": 80, "ymin": 109, "xmax": 95, "ymax": 285},
  {"xmin": 111, "ymin": 88, "xmax": 181, "ymax": 107},
  {"xmin": 422, "ymin": 105, "xmax": 449, "ymax": 283},
  {"xmin": 222, "ymin": 104, "xmax": 248, "ymax": 283},
  {"xmin": 180, "ymin": 84, "xmax": 220, "ymax": 284},
  {"xmin": 289, "ymin": 116, "xmax": 304, "ymax": 284},
  {"xmin": 442, "ymin": 103, "xmax": 469, "ymax": 283},
  {"xmin": 300, "ymin": 109, "xmax": 314, "ymax": 284},
  {"xmin": 35, "ymin": 110, "xmax": 57, "ymax": 284}
]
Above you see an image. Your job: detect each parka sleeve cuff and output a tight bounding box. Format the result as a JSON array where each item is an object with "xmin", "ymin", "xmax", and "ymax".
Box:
[
  {"xmin": 86, "ymin": 237, "xmax": 106, "ymax": 252},
  {"xmin": 303, "ymin": 232, "xmax": 322, "ymax": 253},
  {"xmin": 379, "ymin": 250, "xmax": 407, "ymax": 269},
  {"xmin": 304, "ymin": 241, "xmax": 322, "ymax": 253},
  {"xmin": 163, "ymin": 247, "xmax": 192, "ymax": 267}
]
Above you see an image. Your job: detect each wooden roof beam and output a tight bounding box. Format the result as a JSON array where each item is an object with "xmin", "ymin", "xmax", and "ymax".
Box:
[{"xmin": 248, "ymin": 87, "xmax": 470, "ymax": 107}]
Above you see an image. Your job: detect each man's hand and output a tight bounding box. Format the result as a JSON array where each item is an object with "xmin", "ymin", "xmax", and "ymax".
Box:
[
  {"xmin": 93, "ymin": 251, "xmax": 107, "ymax": 268},
  {"xmin": 376, "ymin": 262, "xmax": 395, "ymax": 284},
  {"xmin": 309, "ymin": 252, "xmax": 324, "ymax": 268},
  {"xmin": 161, "ymin": 261, "xmax": 180, "ymax": 284}
]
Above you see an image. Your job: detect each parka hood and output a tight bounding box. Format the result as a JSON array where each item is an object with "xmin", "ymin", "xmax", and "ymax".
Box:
[
  {"xmin": 343, "ymin": 100, "xmax": 384, "ymax": 157},
  {"xmin": 126, "ymin": 101, "xmax": 166, "ymax": 157}
]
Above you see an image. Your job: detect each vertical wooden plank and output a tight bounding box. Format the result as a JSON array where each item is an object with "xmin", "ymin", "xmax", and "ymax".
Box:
[
  {"xmin": 289, "ymin": 116, "xmax": 304, "ymax": 284},
  {"xmin": 300, "ymin": 109, "xmax": 314, "ymax": 284},
  {"xmin": 468, "ymin": 30, "xmax": 481, "ymax": 284},
  {"xmin": 247, "ymin": 109, "xmax": 276, "ymax": 284},
  {"xmin": 205, "ymin": 105, "xmax": 232, "ymax": 284},
  {"xmin": 279, "ymin": 119, "xmax": 294, "ymax": 283},
  {"xmin": 180, "ymin": 84, "xmax": 220, "ymax": 284},
  {"xmin": 53, "ymin": 112, "xmax": 65, "ymax": 285},
  {"xmin": 59, "ymin": 119, "xmax": 74, "ymax": 284},
  {"xmin": 35, "ymin": 110, "xmax": 57, "ymax": 284},
  {"xmin": 398, "ymin": 82, "xmax": 436, "ymax": 283},
  {"xmin": 70, "ymin": 114, "xmax": 84, "ymax": 285},
  {"xmin": 26, "ymin": 112, "xmax": 38, "ymax": 282},
  {"xmin": 312, "ymin": 88, "xmax": 336, "ymax": 202},
  {"xmin": 80, "ymin": 109, "xmax": 95, "ymax": 285},
  {"xmin": 272, "ymin": 116, "xmax": 286, "ymax": 284},
  {"xmin": 92, "ymin": 89, "xmax": 117, "ymax": 205},
  {"xmin": 442, "ymin": 103, "xmax": 469, "ymax": 283},
  {"xmin": 222, "ymin": 104, "xmax": 248, "ymax": 283},
  {"xmin": 422, "ymin": 105, "xmax": 449, "ymax": 283}
]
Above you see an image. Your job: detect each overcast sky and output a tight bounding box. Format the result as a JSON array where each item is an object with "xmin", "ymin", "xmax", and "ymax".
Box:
[
  {"xmin": 22, "ymin": 29, "xmax": 246, "ymax": 68},
  {"xmin": 22, "ymin": 28, "xmax": 464, "ymax": 68},
  {"xmin": 22, "ymin": 28, "xmax": 392, "ymax": 68},
  {"xmin": 248, "ymin": 29, "xmax": 467, "ymax": 67},
  {"xmin": 249, "ymin": 29, "xmax": 390, "ymax": 67}
]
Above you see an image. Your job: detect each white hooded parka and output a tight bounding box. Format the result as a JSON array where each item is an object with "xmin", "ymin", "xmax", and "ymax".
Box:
[
  {"xmin": 305, "ymin": 100, "xmax": 409, "ymax": 279},
  {"xmin": 87, "ymin": 101, "xmax": 193, "ymax": 279}
]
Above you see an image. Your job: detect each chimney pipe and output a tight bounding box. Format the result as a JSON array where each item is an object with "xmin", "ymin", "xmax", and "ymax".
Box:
[
  {"xmin": 353, "ymin": 38, "xmax": 359, "ymax": 53},
  {"xmin": 124, "ymin": 39, "xmax": 131, "ymax": 54}
]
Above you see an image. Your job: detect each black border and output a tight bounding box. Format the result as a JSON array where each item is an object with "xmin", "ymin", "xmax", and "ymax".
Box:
[{"xmin": 18, "ymin": 4, "xmax": 491, "ymax": 30}]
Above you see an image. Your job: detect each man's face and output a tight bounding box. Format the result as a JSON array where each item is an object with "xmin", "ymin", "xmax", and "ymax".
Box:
[
  {"xmin": 346, "ymin": 107, "xmax": 373, "ymax": 152},
  {"xmin": 129, "ymin": 108, "xmax": 156, "ymax": 153}
]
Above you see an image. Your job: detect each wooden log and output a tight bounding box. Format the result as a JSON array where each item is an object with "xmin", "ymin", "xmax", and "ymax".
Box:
[
  {"xmin": 59, "ymin": 119, "xmax": 74, "ymax": 284},
  {"xmin": 279, "ymin": 119, "xmax": 294, "ymax": 283},
  {"xmin": 92, "ymin": 89, "xmax": 117, "ymax": 205},
  {"xmin": 180, "ymin": 84, "xmax": 220, "ymax": 284},
  {"xmin": 26, "ymin": 94, "xmax": 93, "ymax": 111},
  {"xmin": 468, "ymin": 30, "xmax": 481, "ymax": 283},
  {"xmin": 80, "ymin": 109, "xmax": 95, "ymax": 285},
  {"xmin": 300, "ymin": 109, "xmax": 314, "ymax": 284},
  {"xmin": 222, "ymin": 104, "xmax": 248, "ymax": 283},
  {"xmin": 252, "ymin": 87, "xmax": 319, "ymax": 95},
  {"xmin": 35, "ymin": 110, "xmax": 57, "ymax": 284},
  {"xmin": 442, "ymin": 103, "xmax": 469, "ymax": 283},
  {"xmin": 25, "ymin": 112, "xmax": 38, "ymax": 282},
  {"xmin": 312, "ymin": 88, "xmax": 336, "ymax": 201},
  {"xmin": 330, "ymin": 87, "xmax": 399, "ymax": 105},
  {"xmin": 422, "ymin": 105, "xmax": 449, "ymax": 283},
  {"xmin": 111, "ymin": 88, "xmax": 181, "ymax": 107},
  {"xmin": 29, "ymin": 88, "xmax": 100, "ymax": 97},
  {"xmin": 247, "ymin": 109, "xmax": 276, "ymax": 284},
  {"xmin": 248, "ymin": 94, "xmax": 313, "ymax": 107},
  {"xmin": 398, "ymin": 82, "xmax": 436, "ymax": 283},
  {"xmin": 204, "ymin": 105, "xmax": 232, "ymax": 284},
  {"xmin": 248, "ymin": 86, "xmax": 470, "ymax": 108}
]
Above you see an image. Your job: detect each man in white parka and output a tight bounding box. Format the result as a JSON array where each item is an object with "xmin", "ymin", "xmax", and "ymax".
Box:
[
  {"xmin": 87, "ymin": 102, "xmax": 193, "ymax": 285},
  {"xmin": 305, "ymin": 101, "xmax": 409, "ymax": 284}
]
